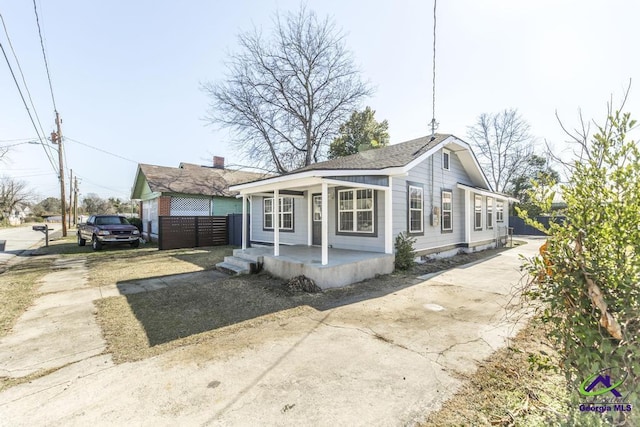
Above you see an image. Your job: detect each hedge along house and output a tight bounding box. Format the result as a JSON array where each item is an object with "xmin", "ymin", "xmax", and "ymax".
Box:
[
  {"xmin": 131, "ymin": 157, "xmax": 269, "ymax": 241},
  {"xmin": 228, "ymin": 134, "xmax": 517, "ymax": 288}
]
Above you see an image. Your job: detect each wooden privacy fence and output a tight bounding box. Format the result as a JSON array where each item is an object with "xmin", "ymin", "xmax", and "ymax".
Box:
[{"xmin": 158, "ymin": 216, "xmax": 227, "ymax": 250}]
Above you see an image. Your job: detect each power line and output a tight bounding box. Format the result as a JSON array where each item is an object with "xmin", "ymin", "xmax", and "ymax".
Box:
[
  {"xmin": 0, "ymin": 12, "xmax": 57, "ymax": 169},
  {"xmin": 32, "ymin": 0, "xmax": 57, "ymax": 112},
  {"xmin": 65, "ymin": 136, "xmax": 139, "ymax": 164},
  {"xmin": 0, "ymin": 137, "xmax": 40, "ymax": 143},
  {"xmin": 0, "ymin": 38, "xmax": 59, "ymax": 174},
  {"xmin": 74, "ymin": 173, "xmax": 131, "ymax": 197}
]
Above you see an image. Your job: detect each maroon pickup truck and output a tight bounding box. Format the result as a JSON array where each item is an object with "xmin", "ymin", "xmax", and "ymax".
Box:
[{"xmin": 77, "ymin": 215, "xmax": 140, "ymax": 250}]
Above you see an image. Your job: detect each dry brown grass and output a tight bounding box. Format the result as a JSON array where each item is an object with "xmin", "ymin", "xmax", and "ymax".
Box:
[
  {"xmin": 422, "ymin": 319, "xmax": 571, "ymax": 427},
  {"xmin": 0, "ymin": 256, "xmax": 55, "ymax": 337},
  {"xmin": 95, "ymin": 275, "xmax": 318, "ymax": 363},
  {"xmin": 32, "ymin": 235, "xmax": 232, "ymax": 287}
]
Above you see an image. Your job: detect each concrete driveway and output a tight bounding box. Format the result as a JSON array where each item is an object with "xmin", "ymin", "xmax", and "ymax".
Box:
[
  {"xmin": 0, "ymin": 225, "xmax": 49, "ymax": 267},
  {"xmin": 0, "ymin": 239, "xmax": 540, "ymax": 426}
]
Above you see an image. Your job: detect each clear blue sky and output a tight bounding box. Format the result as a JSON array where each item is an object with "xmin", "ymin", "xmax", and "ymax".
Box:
[{"xmin": 1, "ymin": 0, "xmax": 638, "ymax": 202}]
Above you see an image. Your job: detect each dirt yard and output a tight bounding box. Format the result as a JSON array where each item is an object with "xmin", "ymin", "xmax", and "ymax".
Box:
[{"xmin": 95, "ymin": 244, "xmax": 525, "ymax": 363}]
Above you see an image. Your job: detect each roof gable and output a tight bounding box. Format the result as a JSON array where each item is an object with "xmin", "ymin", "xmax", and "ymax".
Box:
[
  {"xmin": 295, "ymin": 134, "xmax": 449, "ymax": 172},
  {"xmin": 229, "ymin": 133, "xmax": 493, "ymax": 193}
]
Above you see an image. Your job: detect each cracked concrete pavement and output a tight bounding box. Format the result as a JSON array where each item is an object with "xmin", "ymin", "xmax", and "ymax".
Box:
[{"xmin": 0, "ymin": 239, "xmax": 540, "ymax": 426}]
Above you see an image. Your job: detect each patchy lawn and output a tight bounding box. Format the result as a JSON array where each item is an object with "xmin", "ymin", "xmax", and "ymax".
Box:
[
  {"xmin": 33, "ymin": 235, "xmax": 232, "ymax": 287},
  {"xmin": 0, "ymin": 256, "xmax": 56, "ymax": 337},
  {"xmin": 1, "ymin": 235, "xmax": 232, "ymax": 339}
]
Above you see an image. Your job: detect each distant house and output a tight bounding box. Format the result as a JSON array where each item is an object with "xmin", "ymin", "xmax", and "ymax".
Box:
[
  {"xmin": 227, "ymin": 134, "xmax": 517, "ymax": 287},
  {"xmin": 131, "ymin": 156, "xmax": 268, "ymax": 241}
]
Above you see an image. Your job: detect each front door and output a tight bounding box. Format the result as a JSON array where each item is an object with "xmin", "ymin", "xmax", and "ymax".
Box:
[{"xmin": 312, "ymin": 194, "xmax": 322, "ymax": 245}]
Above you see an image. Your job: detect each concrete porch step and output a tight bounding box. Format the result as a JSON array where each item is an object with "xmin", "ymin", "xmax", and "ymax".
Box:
[
  {"xmin": 215, "ymin": 261, "xmax": 250, "ymax": 276},
  {"xmin": 223, "ymin": 256, "xmax": 254, "ymax": 270},
  {"xmin": 232, "ymin": 249, "xmax": 264, "ymax": 264}
]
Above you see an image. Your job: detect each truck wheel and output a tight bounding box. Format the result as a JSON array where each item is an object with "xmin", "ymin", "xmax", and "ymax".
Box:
[
  {"xmin": 130, "ymin": 239, "xmax": 140, "ymax": 248},
  {"xmin": 78, "ymin": 234, "xmax": 86, "ymax": 246},
  {"xmin": 92, "ymin": 235, "xmax": 102, "ymax": 251}
]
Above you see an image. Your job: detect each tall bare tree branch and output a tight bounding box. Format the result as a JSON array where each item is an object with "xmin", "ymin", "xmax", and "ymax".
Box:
[
  {"xmin": 202, "ymin": 5, "xmax": 372, "ymax": 173},
  {"xmin": 466, "ymin": 109, "xmax": 537, "ymax": 193}
]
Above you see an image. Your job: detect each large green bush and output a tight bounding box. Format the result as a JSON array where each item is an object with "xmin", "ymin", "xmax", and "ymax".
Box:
[{"xmin": 521, "ymin": 109, "xmax": 639, "ymax": 425}]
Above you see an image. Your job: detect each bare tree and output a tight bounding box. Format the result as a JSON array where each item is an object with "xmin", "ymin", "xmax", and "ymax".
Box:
[
  {"xmin": 82, "ymin": 193, "xmax": 114, "ymax": 215},
  {"xmin": 548, "ymin": 80, "xmax": 635, "ymax": 175},
  {"xmin": 466, "ymin": 109, "xmax": 538, "ymax": 193},
  {"xmin": 0, "ymin": 177, "xmax": 31, "ymax": 220},
  {"xmin": 202, "ymin": 5, "xmax": 372, "ymax": 173},
  {"xmin": 0, "ymin": 146, "xmax": 8, "ymax": 162}
]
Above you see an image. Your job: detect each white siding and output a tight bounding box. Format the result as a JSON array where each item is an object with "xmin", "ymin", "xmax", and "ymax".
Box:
[{"xmin": 142, "ymin": 198, "xmax": 158, "ymax": 239}]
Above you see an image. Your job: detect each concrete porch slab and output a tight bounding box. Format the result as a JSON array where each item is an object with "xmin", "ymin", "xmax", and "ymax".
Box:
[{"xmin": 237, "ymin": 246, "xmax": 395, "ymax": 289}]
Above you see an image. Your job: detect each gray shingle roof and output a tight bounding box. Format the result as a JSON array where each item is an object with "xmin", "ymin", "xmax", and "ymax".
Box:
[
  {"xmin": 293, "ymin": 133, "xmax": 450, "ymax": 173},
  {"xmin": 138, "ymin": 163, "xmax": 270, "ymax": 197}
]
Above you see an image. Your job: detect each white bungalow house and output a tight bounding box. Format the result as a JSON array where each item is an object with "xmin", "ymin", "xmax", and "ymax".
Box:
[{"xmin": 226, "ymin": 134, "xmax": 516, "ymax": 288}]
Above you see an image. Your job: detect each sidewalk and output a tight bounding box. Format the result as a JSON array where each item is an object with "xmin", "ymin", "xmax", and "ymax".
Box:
[{"xmin": 0, "ymin": 239, "xmax": 540, "ymax": 426}]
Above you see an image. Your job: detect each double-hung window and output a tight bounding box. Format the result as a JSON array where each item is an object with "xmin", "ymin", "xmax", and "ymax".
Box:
[
  {"xmin": 496, "ymin": 200, "xmax": 504, "ymax": 222},
  {"xmin": 338, "ymin": 188, "xmax": 374, "ymax": 233},
  {"xmin": 408, "ymin": 185, "xmax": 423, "ymax": 233},
  {"xmin": 441, "ymin": 190, "xmax": 452, "ymax": 231},
  {"xmin": 474, "ymin": 195, "xmax": 482, "ymax": 230},
  {"xmin": 264, "ymin": 197, "xmax": 294, "ymax": 231},
  {"xmin": 486, "ymin": 197, "xmax": 493, "ymax": 229}
]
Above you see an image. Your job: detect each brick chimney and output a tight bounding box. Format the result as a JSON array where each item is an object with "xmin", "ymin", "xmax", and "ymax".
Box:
[{"xmin": 213, "ymin": 156, "xmax": 225, "ymax": 169}]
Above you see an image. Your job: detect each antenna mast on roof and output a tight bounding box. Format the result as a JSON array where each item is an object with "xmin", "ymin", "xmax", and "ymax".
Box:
[{"xmin": 430, "ymin": 0, "xmax": 438, "ymax": 139}]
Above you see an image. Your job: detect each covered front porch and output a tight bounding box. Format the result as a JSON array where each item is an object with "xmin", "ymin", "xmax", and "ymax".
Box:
[{"xmin": 233, "ymin": 245, "xmax": 394, "ymax": 289}]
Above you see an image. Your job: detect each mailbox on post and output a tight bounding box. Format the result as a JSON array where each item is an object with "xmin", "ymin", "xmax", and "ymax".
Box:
[{"xmin": 32, "ymin": 224, "xmax": 50, "ymax": 247}]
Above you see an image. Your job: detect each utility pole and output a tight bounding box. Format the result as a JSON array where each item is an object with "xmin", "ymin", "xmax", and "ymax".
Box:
[
  {"xmin": 74, "ymin": 176, "xmax": 78, "ymax": 226},
  {"xmin": 69, "ymin": 169, "xmax": 73, "ymax": 229},
  {"xmin": 51, "ymin": 111, "xmax": 67, "ymax": 237}
]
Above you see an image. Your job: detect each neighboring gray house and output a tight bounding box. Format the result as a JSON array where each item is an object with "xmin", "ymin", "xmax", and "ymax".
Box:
[{"xmin": 227, "ymin": 134, "xmax": 516, "ymax": 287}]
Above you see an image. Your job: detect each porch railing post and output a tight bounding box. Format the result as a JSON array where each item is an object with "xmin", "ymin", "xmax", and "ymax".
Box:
[
  {"xmin": 321, "ymin": 181, "xmax": 328, "ymax": 265},
  {"xmin": 274, "ymin": 189, "xmax": 280, "ymax": 256},
  {"xmin": 241, "ymin": 194, "xmax": 247, "ymax": 250},
  {"xmin": 385, "ymin": 177, "xmax": 393, "ymax": 254}
]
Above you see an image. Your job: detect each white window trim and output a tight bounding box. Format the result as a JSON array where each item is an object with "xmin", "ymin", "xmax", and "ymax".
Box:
[
  {"xmin": 496, "ymin": 200, "xmax": 505, "ymax": 222},
  {"xmin": 474, "ymin": 194, "xmax": 483, "ymax": 230},
  {"xmin": 408, "ymin": 185, "xmax": 424, "ymax": 233},
  {"xmin": 441, "ymin": 190, "xmax": 453, "ymax": 231},
  {"xmin": 264, "ymin": 197, "xmax": 294, "ymax": 231},
  {"xmin": 487, "ymin": 197, "xmax": 493, "ymax": 229},
  {"xmin": 443, "ymin": 149, "xmax": 450, "ymax": 171},
  {"xmin": 338, "ymin": 188, "xmax": 375, "ymax": 234}
]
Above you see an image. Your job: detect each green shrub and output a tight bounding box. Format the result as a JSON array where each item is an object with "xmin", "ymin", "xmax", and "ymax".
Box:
[{"xmin": 394, "ymin": 232, "xmax": 416, "ymax": 270}]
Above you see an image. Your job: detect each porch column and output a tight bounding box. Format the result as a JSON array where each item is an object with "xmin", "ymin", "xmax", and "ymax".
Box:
[
  {"xmin": 464, "ymin": 188, "xmax": 471, "ymax": 245},
  {"xmin": 274, "ymin": 189, "xmax": 280, "ymax": 256},
  {"xmin": 307, "ymin": 190, "xmax": 312, "ymax": 246},
  {"xmin": 321, "ymin": 181, "xmax": 328, "ymax": 265},
  {"xmin": 241, "ymin": 194, "xmax": 247, "ymax": 250},
  {"xmin": 385, "ymin": 177, "xmax": 393, "ymax": 254}
]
